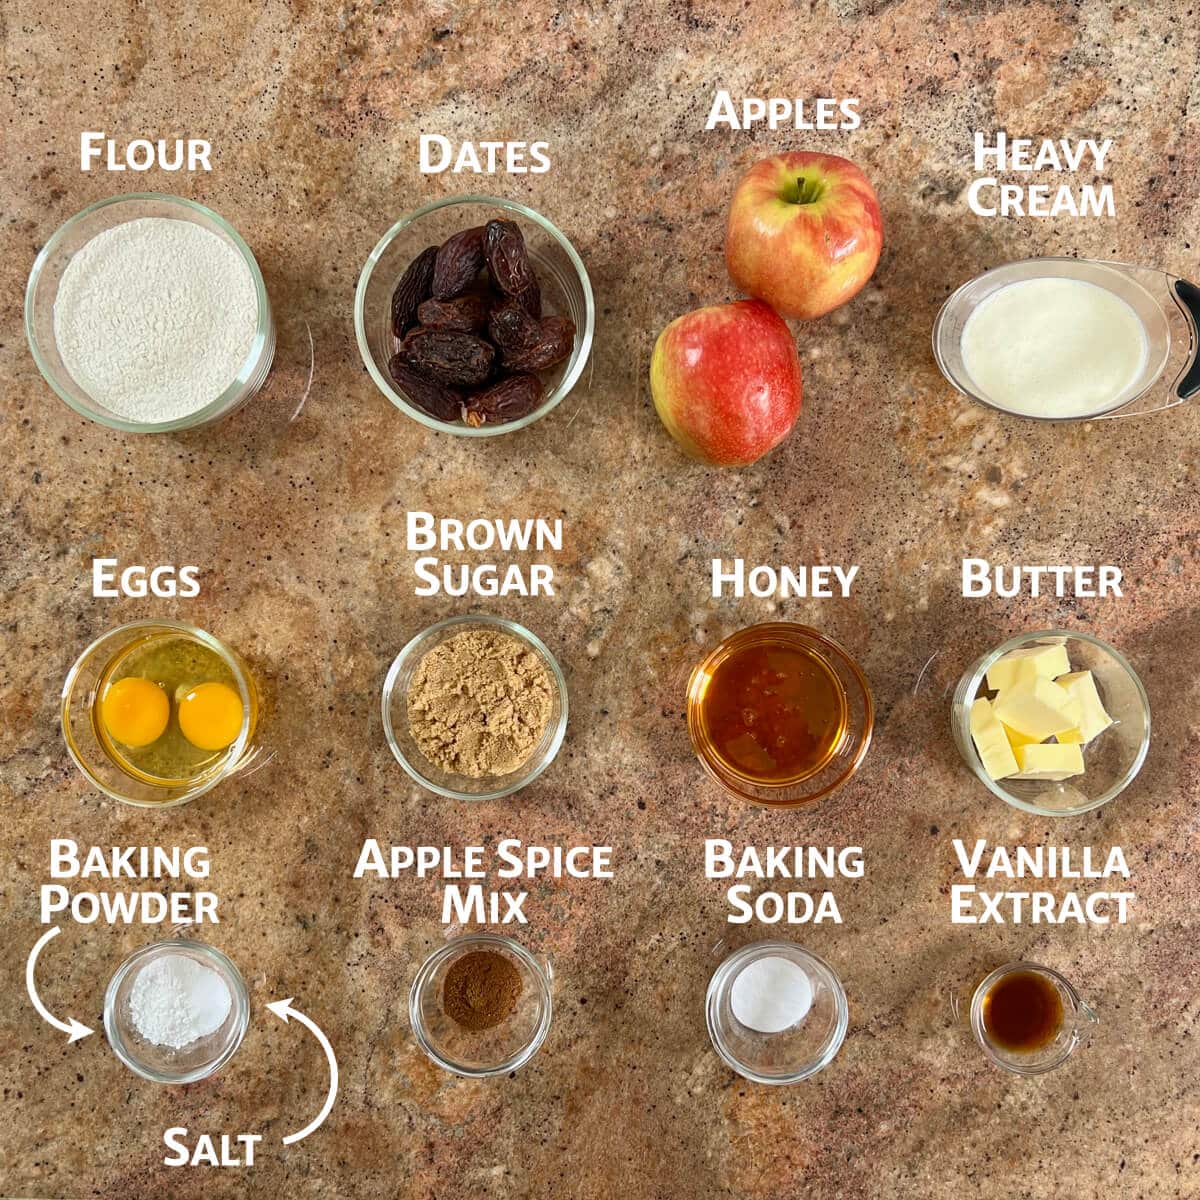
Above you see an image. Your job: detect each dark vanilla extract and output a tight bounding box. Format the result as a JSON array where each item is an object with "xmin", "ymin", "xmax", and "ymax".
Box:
[{"xmin": 982, "ymin": 970, "xmax": 1064, "ymax": 1052}]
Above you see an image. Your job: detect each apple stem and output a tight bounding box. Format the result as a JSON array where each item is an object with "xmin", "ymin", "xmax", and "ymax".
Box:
[{"xmin": 794, "ymin": 175, "xmax": 824, "ymax": 205}]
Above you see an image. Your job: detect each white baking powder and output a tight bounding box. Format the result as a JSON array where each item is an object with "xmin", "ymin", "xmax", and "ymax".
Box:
[
  {"xmin": 730, "ymin": 955, "xmax": 813, "ymax": 1034},
  {"xmin": 129, "ymin": 953, "xmax": 232, "ymax": 1049},
  {"xmin": 53, "ymin": 216, "xmax": 258, "ymax": 423}
]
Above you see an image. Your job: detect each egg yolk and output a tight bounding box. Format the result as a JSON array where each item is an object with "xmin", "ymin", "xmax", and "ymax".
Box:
[
  {"xmin": 100, "ymin": 677, "xmax": 170, "ymax": 748},
  {"xmin": 178, "ymin": 681, "xmax": 244, "ymax": 751}
]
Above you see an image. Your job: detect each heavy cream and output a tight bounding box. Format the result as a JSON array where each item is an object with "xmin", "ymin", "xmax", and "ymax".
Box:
[{"xmin": 960, "ymin": 277, "xmax": 1148, "ymax": 418}]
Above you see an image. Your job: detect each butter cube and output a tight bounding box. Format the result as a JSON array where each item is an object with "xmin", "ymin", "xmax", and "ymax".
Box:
[
  {"xmin": 970, "ymin": 697, "xmax": 1019, "ymax": 780},
  {"xmin": 1055, "ymin": 670, "xmax": 1114, "ymax": 744},
  {"xmin": 1057, "ymin": 727, "xmax": 1085, "ymax": 745},
  {"xmin": 1003, "ymin": 723, "xmax": 1041, "ymax": 751},
  {"xmin": 986, "ymin": 643, "xmax": 1071, "ymax": 693},
  {"xmin": 992, "ymin": 676, "xmax": 1081, "ymax": 741},
  {"xmin": 1012, "ymin": 741, "xmax": 1085, "ymax": 781}
]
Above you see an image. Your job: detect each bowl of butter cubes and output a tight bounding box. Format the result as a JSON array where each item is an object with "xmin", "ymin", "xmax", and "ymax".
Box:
[{"xmin": 952, "ymin": 630, "xmax": 1150, "ymax": 817}]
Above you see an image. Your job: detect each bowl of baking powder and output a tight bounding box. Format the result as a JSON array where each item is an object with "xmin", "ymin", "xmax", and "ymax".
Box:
[{"xmin": 103, "ymin": 937, "xmax": 250, "ymax": 1083}]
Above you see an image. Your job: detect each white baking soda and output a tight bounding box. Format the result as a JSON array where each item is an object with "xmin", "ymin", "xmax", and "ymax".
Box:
[
  {"xmin": 53, "ymin": 216, "xmax": 258, "ymax": 423},
  {"xmin": 960, "ymin": 277, "xmax": 1148, "ymax": 418},
  {"xmin": 129, "ymin": 953, "xmax": 232, "ymax": 1049},
  {"xmin": 730, "ymin": 955, "xmax": 813, "ymax": 1033}
]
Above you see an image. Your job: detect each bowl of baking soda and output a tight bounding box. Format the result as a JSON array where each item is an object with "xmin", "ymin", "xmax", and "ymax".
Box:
[
  {"xmin": 25, "ymin": 193, "xmax": 274, "ymax": 432},
  {"xmin": 706, "ymin": 940, "xmax": 848, "ymax": 1084},
  {"xmin": 104, "ymin": 937, "xmax": 250, "ymax": 1083}
]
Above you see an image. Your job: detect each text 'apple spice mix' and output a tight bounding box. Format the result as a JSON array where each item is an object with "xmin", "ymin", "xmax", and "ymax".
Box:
[
  {"xmin": 406, "ymin": 628, "xmax": 553, "ymax": 778},
  {"xmin": 442, "ymin": 950, "xmax": 523, "ymax": 1032}
]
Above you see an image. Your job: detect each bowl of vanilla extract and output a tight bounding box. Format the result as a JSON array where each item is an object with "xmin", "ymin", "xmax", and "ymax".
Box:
[{"xmin": 971, "ymin": 962, "xmax": 1097, "ymax": 1075}]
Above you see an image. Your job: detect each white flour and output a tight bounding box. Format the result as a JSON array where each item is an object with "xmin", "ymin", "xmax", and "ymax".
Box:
[
  {"xmin": 53, "ymin": 216, "xmax": 258, "ymax": 423},
  {"xmin": 129, "ymin": 953, "xmax": 232, "ymax": 1049}
]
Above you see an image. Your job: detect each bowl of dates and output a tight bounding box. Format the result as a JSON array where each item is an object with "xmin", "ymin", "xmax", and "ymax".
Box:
[{"xmin": 355, "ymin": 195, "xmax": 594, "ymax": 436}]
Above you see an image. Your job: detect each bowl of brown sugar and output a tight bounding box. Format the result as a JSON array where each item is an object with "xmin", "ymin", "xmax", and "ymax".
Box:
[
  {"xmin": 382, "ymin": 615, "xmax": 568, "ymax": 800},
  {"xmin": 409, "ymin": 933, "xmax": 553, "ymax": 1077}
]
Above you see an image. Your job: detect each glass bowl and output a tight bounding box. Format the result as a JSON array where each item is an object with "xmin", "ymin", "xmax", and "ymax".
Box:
[
  {"xmin": 706, "ymin": 941, "xmax": 849, "ymax": 1085},
  {"xmin": 970, "ymin": 962, "xmax": 1097, "ymax": 1076},
  {"xmin": 25, "ymin": 193, "xmax": 275, "ymax": 432},
  {"xmin": 104, "ymin": 938, "xmax": 250, "ymax": 1084},
  {"xmin": 932, "ymin": 258, "xmax": 1173, "ymax": 422},
  {"xmin": 409, "ymin": 933, "xmax": 553, "ymax": 1077},
  {"xmin": 382, "ymin": 614, "xmax": 568, "ymax": 801},
  {"xmin": 951, "ymin": 629, "xmax": 1150, "ymax": 817},
  {"xmin": 354, "ymin": 194, "xmax": 594, "ymax": 436},
  {"xmin": 686, "ymin": 623, "xmax": 873, "ymax": 808},
  {"xmin": 62, "ymin": 619, "xmax": 260, "ymax": 808}
]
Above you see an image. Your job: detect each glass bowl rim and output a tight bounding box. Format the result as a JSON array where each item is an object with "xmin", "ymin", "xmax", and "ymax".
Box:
[
  {"xmin": 408, "ymin": 931, "xmax": 553, "ymax": 1078},
  {"xmin": 103, "ymin": 937, "xmax": 250, "ymax": 1084},
  {"xmin": 686, "ymin": 621, "xmax": 874, "ymax": 808},
  {"xmin": 931, "ymin": 256, "xmax": 1171, "ymax": 423},
  {"xmin": 969, "ymin": 960, "xmax": 1085, "ymax": 1076},
  {"xmin": 705, "ymin": 940, "xmax": 849, "ymax": 1085},
  {"xmin": 24, "ymin": 191, "xmax": 272, "ymax": 434},
  {"xmin": 61, "ymin": 618, "xmax": 256, "ymax": 809},
  {"xmin": 353, "ymin": 192, "xmax": 595, "ymax": 437},
  {"xmin": 381, "ymin": 613, "xmax": 569, "ymax": 801},
  {"xmin": 953, "ymin": 627, "xmax": 1150, "ymax": 817}
]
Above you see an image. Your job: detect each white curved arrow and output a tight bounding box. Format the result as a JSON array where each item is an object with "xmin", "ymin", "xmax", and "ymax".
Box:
[
  {"xmin": 266, "ymin": 997, "xmax": 338, "ymax": 1145},
  {"xmin": 27, "ymin": 927, "xmax": 93, "ymax": 1042}
]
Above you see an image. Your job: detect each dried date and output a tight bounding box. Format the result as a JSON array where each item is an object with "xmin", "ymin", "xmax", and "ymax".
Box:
[
  {"xmin": 391, "ymin": 245, "xmax": 437, "ymax": 337},
  {"xmin": 431, "ymin": 226, "xmax": 485, "ymax": 299},
  {"xmin": 487, "ymin": 298, "xmax": 542, "ymax": 355},
  {"xmin": 389, "ymin": 212, "xmax": 578, "ymax": 426},
  {"xmin": 512, "ymin": 278, "xmax": 542, "ymax": 318},
  {"xmin": 463, "ymin": 373, "xmax": 545, "ymax": 428},
  {"xmin": 387, "ymin": 355, "xmax": 464, "ymax": 423},
  {"xmin": 483, "ymin": 219, "xmax": 536, "ymax": 298},
  {"xmin": 416, "ymin": 293, "xmax": 490, "ymax": 333},
  {"xmin": 400, "ymin": 328, "xmax": 496, "ymax": 387},
  {"xmin": 501, "ymin": 315, "xmax": 576, "ymax": 372}
]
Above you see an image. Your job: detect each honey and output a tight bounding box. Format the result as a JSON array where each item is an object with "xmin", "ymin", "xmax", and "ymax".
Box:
[
  {"xmin": 696, "ymin": 638, "xmax": 848, "ymax": 784},
  {"xmin": 981, "ymin": 969, "xmax": 1064, "ymax": 1053}
]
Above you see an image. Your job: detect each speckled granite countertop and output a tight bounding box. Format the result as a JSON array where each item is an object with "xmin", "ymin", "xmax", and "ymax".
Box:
[{"xmin": 2, "ymin": 2, "xmax": 1199, "ymax": 1197}]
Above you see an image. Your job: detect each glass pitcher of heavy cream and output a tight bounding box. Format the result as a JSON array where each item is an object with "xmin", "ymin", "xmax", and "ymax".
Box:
[{"xmin": 933, "ymin": 259, "xmax": 1200, "ymax": 420}]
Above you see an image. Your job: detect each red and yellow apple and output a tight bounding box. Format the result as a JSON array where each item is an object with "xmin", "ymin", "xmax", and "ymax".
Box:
[
  {"xmin": 726, "ymin": 151, "xmax": 882, "ymax": 320},
  {"xmin": 650, "ymin": 299, "xmax": 802, "ymax": 466}
]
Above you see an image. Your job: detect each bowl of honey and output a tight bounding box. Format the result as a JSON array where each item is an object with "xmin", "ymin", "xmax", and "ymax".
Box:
[
  {"xmin": 62, "ymin": 620, "xmax": 260, "ymax": 808},
  {"xmin": 686, "ymin": 623, "xmax": 873, "ymax": 808}
]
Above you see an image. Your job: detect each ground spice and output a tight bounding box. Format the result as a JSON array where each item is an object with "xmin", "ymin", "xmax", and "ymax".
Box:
[
  {"xmin": 443, "ymin": 950, "xmax": 523, "ymax": 1031},
  {"xmin": 406, "ymin": 628, "xmax": 553, "ymax": 778}
]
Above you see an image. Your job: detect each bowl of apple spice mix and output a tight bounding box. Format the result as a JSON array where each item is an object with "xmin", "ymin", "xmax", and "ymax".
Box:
[{"xmin": 409, "ymin": 933, "xmax": 553, "ymax": 1078}]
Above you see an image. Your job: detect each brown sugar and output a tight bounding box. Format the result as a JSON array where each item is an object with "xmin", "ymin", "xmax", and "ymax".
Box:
[
  {"xmin": 406, "ymin": 627, "xmax": 553, "ymax": 778},
  {"xmin": 442, "ymin": 950, "xmax": 523, "ymax": 1032}
]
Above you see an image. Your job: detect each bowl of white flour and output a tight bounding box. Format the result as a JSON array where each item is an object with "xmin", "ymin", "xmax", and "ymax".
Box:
[
  {"xmin": 104, "ymin": 937, "xmax": 250, "ymax": 1083},
  {"xmin": 25, "ymin": 193, "xmax": 274, "ymax": 432}
]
